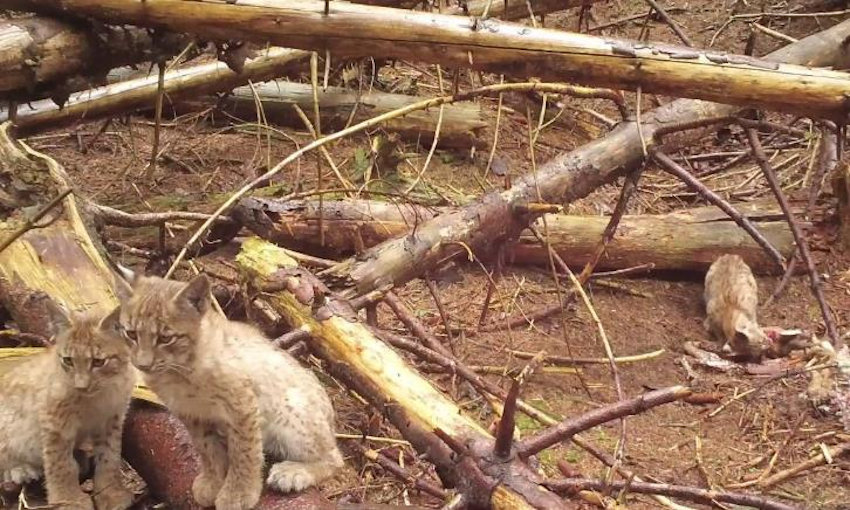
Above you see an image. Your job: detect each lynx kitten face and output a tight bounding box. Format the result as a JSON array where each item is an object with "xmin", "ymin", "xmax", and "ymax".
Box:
[
  {"xmin": 704, "ymin": 254, "xmax": 769, "ymax": 361},
  {"xmin": 116, "ymin": 273, "xmax": 343, "ymax": 510},
  {"xmin": 0, "ymin": 303, "xmax": 135, "ymax": 510}
]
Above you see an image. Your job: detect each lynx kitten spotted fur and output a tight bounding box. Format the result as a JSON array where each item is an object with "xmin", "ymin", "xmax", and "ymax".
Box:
[
  {"xmin": 704, "ymin": 254, "xmax": 769, "ymax": 360},
  {"xmin": 111, "ymin": 273, "xmax": 343, "ymax": 510},
  {"xmin": 0, "ymin": 303, "xmax": 135, "ymax": 510}
]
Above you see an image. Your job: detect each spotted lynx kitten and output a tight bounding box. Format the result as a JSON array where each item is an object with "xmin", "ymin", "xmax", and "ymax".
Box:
[
  {"xmin": 111, "ymin": 273, "xmax": 343, "ymax": 510},
  {"xmin": 0, "ymin": 303, "xmax": 135, "ymax": 510},
  {"xmin": 704, "ymin": 254, "xmax": 769, "ymax": 360}
]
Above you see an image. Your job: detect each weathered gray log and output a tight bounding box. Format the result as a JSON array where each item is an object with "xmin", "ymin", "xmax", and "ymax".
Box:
[
  {"xmin": 233, "ymin": 198, "xmax": 798, "ymax": 275},
  {"xmin": 5, "ymin": 0, "xmax": 850, "ymax": 119},
  {"xmin": 317, "ymin": 19, "xmax": 850, "ymax": 297},
  {"xmin": 0, "ymin": 16, "xmax": 186, "ymax": 101},
  {"xmin": 173, "ymin": 80, "xmax": 487, "ymax": 148}
]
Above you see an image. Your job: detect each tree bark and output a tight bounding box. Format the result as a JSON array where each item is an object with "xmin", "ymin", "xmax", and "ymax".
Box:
[
  {"xmin": 233, "ymin": 198, "xmax": 798, "ymax": 275},
  {"xmin": 0, "ymin": 16, "xmax": 187, "ymax": 101},
  {"xmin": 5, "ymin": 0, "xmax": 850, "ymax": 119},
  {"xmin": 318, "ymin": 19, "xmax": 850, "ymax": 298}
]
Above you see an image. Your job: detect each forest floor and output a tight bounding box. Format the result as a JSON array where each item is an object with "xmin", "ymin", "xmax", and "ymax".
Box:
[{"xmin": 5, "ymin": 0, "xmax": 850, "ymax": 508}]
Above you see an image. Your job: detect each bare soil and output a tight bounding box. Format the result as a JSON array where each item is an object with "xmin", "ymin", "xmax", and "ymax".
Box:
[{"xmin": 6, "ymin": 0, "xmax": 850, "ymax": 508}]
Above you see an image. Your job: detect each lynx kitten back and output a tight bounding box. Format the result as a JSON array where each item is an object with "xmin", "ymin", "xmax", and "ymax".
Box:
[
  {"xmin": 0, "ymin": 303, "xmax": 135, "ymax": 510},
  {"xmin": 704, "ymin": 254, "xmax": 768, "ymax": 360},
  {"xmin": 113, "ymin": 273, "xmax": 343, "ymax": 510}
]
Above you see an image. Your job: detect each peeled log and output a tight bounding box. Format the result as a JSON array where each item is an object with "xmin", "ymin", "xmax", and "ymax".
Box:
[
  {"xmin": 5, "ymin": 0, "xmax": 850, "ymax": 119},
  {"xmin": 0, "ymin": 122, "xmax": 333, "ymax": 510},
  {"xmin": 233, "ymin": 198, "xmax": 797, "ymax": 275},
  {"xmin": 318, "ymin": 19, "xmax": 850, "ymax": 298},
  {"xmin": 236, "ymin": 237, "xmax": 570, "ymax": 510},
  {"xmin": 0, "ymin": 16, "xmax": 186, "ymax": 101},
  {"xmin": 3, "ymin": 47, "xmax": 308, "ymax": 135}
]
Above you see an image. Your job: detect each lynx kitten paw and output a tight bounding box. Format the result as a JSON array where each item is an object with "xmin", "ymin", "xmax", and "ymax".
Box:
[
  {"xmin": 51, "ymin": 491, "xmax": 94, "ymax": 510},
  {"xmin": 93, "ymin": 485, "xmax": 134, "ymax": 510},
  {"xmin": 214, "ymin": 480, "xmax": 261, "ymax": 510},
  {"xmin": 2, "ymin": 465, "xmax": 40, "ymax": 484},
  {"xmin": 267, "ymin": 462, "xmax": 315, "ymax": 493},
  {"xmin": 192, "ymin": 471, "xmax": 223, "ymax": 508}
]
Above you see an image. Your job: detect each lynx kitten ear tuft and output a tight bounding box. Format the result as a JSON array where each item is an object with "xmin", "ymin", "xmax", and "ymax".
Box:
[
  {"xmin": 173, "ymin": 274, "xmax": 211, "ymax": 316},
  {"xmin": 115, "ymin": 264, "xmax": 140, "ymax": 286},
  {"xmin": 98, "ymin": 306, "xmax": 122, "ymax": 335},
  {"xmin": 44, "ymin": 298, "xmax": 72, "ymax": 337}
]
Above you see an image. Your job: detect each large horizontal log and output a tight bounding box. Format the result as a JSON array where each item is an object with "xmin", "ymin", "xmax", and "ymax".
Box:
[
  {"xmin": 5, "ymin": 0, "xmax": 850, "ymax": 119},
  {"xmin": 232, "ymin": 198, "xmax": 797, "ymax": 275},
  {"xmin": 319, "ymin": 19, "xmax": 850, "ymax": 298},
  {"xmin": 0, "ymin": 16, "xmax": 186, "ymax": 101}
]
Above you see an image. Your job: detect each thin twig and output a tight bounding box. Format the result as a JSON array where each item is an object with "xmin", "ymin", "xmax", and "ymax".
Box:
[
  {"xmin": 652, "ymin": 150, "xmax": 786, "ymax": 271},
  {"xmin": 546, "ymin": 478, "xmax": 799, "ymax": 510},
  {"xmin": 642, "ymin": 0, "xmax": 693, "ymax": 46},
  {"xmin": 0, "ymin": 188, "xmax": 72, "ymax": 254},
  {"xmin": 424, "ymin": 277, "xmax": 454, "ymax": 353},
  {"xmin": 144, "ymin": 59, "xmax": 166, "ymax": 180},
  {"xmin": 516, "ymin": 386, "xmax": 691, "ymax": 458},
  {"xmin": 746, "ymin": 129, "xmax": 840, "ymax": 347}
]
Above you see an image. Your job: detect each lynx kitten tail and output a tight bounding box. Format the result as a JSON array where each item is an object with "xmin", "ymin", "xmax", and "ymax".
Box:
[{"xmin": 266, "ymin": 450, "xmax": 344, "ymax": 493}]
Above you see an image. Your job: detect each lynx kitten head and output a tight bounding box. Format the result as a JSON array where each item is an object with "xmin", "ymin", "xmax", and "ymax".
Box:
[
  {"xmin": 45, "ymin": 301, "xmax": 130, "ymax": 393},
  {"xmin": 110, "ymin": 273, "xmax": 211, "ymax": 374},
  {"xmin": 726, "ymin": 314, "xmax": 768, "ymax": 360}
]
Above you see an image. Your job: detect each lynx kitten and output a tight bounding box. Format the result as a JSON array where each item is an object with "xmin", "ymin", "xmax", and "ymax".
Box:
[
  {"xmin": 111, "ymin": 273, "xmax": 343, "ymax": 510},
  {"xmin": 704, "ymin": 254, "xmax": 769, "ymax": 360},
  {"xmin": 0, "ymin": 303, "xmax": 135, "ymax": 510}
]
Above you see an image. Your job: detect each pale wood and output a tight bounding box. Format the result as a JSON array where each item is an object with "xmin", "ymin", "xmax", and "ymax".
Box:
[{"xmin": 6, "ymin": 0, "xmax": 850, "ymax": 118}]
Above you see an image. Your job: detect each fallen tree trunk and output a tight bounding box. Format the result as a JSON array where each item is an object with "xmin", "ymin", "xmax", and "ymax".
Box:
[
  {"xmin": 2, "ymin": 47, "xmax": 309, "ymax": 136},
  {"xmin": 318, "ymin": 18, "xmax": 850, "ymax": 298},
  {"xmin": 236, "ymin": 237, "xmax": 574, "ymax": 510},
  {"xmin": 177, "ymin": 80, "xmax": 487, "ymax": 148},
  {"xmin": 0, "ymin": 16, "xmax": 187, "ymax": 102},
  {"xmin": 233, "ymin": 198, "xmax": 798, "ymax": 275},
  {"xmin": 6, "ymin": 0, "xmax": 850, "ymax": 119},
  {"xmin": 0, "ymin": 122, "xmax": 333, "ymax": 510}
]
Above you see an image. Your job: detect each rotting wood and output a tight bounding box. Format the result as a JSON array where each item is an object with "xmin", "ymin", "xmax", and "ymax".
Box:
[
  {"xmin": 6, "ymin": 0, "xmax": 850, "ymax": 119},
  {"xmin": 315, "ymin": 18, "xmax": 850, "ymax": 298},
  {"xmin": 175, "ymin": 80, "xmax": 487, "ymax": 148},
  {"xmin": 0, "ymin": 121, "xmax": 337, "ymax": 510},
  {"xmin": 0, "ymin": 16, "xmax": 187, "ymax": 101},
  {"xmin": 236, "ymin": 237, "xmax": 571, "ymax": 510},
  {"xmin": 1, "ymin": 47, "xmax": 309, "ymax": 136},
  {"xmin": 233, "ymin": 198, "xmax": 798, "ymax": 275}
]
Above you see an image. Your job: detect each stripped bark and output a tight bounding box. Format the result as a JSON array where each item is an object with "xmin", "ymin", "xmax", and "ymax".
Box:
[
  {"xmin": 233, "ymin": 198, "xmax": 798, "ymax": 275},
  {"xmin": 317, "ymin": 19, "xmax": 850, "ymax": 298},
  {"xmin": 6, "ymin": 0, "xmax": 850, "ymax": 119}
]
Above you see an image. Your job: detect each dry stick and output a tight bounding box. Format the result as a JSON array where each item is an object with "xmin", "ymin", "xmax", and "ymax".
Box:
[
  {"xmin": 0, "ymin": 187, "xmax": 72, "ymax": 254},
  {"xmin": 509, "ymin": 348, "xmax": 665, "ymax": 366},
  {"xmin": 383, "ymin": 292, "xmax": 453, "ymax": 358},
  {"xmin": 165, "ymin": 81, "xmax": 620, "ymax": 278},
  {"xmin": 144, "ymin": 59, "xmax": 166, "ymax": 180},
  {"xmin": 545, "ymin": 478, "xmax": 800, "ymax": 510},
  {"xmin": 353, "ymin": 443, "xmax": 448, "ymax": 499},
  {"xmin": 642, "ymin": 0, "xmax": 692, "ymax": 47},
  {"xmin": 91, "ymin": 203, "xmax": 234, "ymax": 226},
  {"xmin": 515, "ymin": 386, "xmax": 691, "ymax": 458},
  {"xmin": 747, "ymin": 128, "xmax": 840, "ymax": 347},
  {"xmin": 652, "ymin": 150, "xmax": 786, "ymax": 271},
  {"xmin": 758, "ymin": 442, "xmax": 850, "ymax": 489},
  {"xmin": 488, "ymin": 169, "xmax": 642, "ymax": 331},
  {"xmin": 424, "ymin": 277, "xmax": 454, "ymax": 352},
  {"xmin": 493, "ymin": 377, "xmax": 522, "ymax": 459}
]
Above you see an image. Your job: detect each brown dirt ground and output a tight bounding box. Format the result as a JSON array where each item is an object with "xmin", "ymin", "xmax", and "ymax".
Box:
[{"xmin": 6, "ymin": 0, "xmax": 850, "ymax": 509}]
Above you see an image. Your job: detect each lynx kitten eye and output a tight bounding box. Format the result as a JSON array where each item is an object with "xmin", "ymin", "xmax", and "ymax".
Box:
[
  {"xmin": 158, "ymin": 335, "xmax": 178, "ymax": 346},
  {"xmin": 123, "ymin": 329, "xmax": 138, "ymax": 343},
  {"xmin": 60, "ymin": 356, "xmax": 73, "ymax": 367},
  {"xmin": 91, "ymin": 358, "xmax": 107, "ymax": 368}
]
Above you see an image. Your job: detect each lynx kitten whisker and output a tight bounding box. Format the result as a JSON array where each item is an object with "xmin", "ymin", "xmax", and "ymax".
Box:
[{"xmin": 111, "ymin": 273, "xmax": 343, "ymax": 510}]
